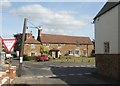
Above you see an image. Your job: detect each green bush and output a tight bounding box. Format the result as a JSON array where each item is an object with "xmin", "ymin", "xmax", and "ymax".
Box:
[
  {"xmin": 64, "ymin": 53, "xmax": 69, "ymax": 56},
  {"xmin": 23, "ymin": 55, "xmax": 37, "ymax": 61}
]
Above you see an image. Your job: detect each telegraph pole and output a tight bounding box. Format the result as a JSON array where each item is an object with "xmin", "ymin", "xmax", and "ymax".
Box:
[{"xmin": 18, "ymin": 18, "xmax": 27, "ymax": 77}]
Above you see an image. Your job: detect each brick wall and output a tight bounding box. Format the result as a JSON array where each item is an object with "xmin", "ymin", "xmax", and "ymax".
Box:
[
  {"xmin": 96, "ymin": 54, "xmax": 120, "ymax": 81},
  {"xmin": 44, "ymin": 43, "xmax": 94, "ymax": 56},
  {"xmin": 24, "ymin": 44, "xmax": 41, "ymax": 56},
  {"xmin": 0, "ymin": 66, "xmax": 16, "ymax": 85}
]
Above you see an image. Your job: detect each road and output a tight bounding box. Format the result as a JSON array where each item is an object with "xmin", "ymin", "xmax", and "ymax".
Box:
[{"xmin": 11, "ymin": 59, "xmax": 115, "ymax": 85}]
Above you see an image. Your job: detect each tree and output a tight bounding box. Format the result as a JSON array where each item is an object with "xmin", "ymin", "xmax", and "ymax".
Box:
[{"xmin": 40, "ymin": 45, "xmax": 50, "ymax": 55}]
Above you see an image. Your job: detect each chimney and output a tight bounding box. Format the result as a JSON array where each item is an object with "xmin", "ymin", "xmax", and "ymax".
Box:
[
  {"xmin": 32, "ymin": 36, "xmax": 34, "ymax": 38},
  {"xmin": 38, "ymin": 29, "xmax": 42, "ymax": 37},
  {"xmin": 26, "ymin": 32, "xmax": 32, "ymax": 40},
  {"xmin": 37, "ymin": 29, "xmax": 42, "ymax": 42}
]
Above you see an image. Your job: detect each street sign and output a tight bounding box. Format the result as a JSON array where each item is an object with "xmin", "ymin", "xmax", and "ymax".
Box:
[{"xmin": 2, "ymin": 39, "xmax": 17, "ymax": 53}]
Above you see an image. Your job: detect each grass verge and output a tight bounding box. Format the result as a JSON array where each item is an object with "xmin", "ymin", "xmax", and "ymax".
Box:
[{"xmin": 49, "ymin": 57, "xmax": 95, "ymax": 63}]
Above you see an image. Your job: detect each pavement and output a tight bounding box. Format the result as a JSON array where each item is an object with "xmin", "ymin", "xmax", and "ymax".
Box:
[
  {"xmin": 11, "ymin": 60, "xmax": 117, "ymax": 85},
  {"xmin": 0, "ymin": 64, "xmax": 10, "ymax": 72}
]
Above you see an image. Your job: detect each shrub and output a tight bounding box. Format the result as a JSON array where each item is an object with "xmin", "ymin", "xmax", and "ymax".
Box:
[
  {"xmin": 91, "ymin": 49, "xmax": 95, "ymax": 57},
  {"xmin": 23, "ymin": 55, "xmax": 37, "ymax": 61},
  {"xmin": 40, "ymin": 45, "xmax": 50, "ymax": 55},
  {"xmin": 64, "ymin": 53, "xmax": 69, "ymax": 56}
]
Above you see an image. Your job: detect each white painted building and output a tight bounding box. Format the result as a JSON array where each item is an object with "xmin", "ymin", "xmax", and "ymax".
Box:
[
  {"xmin": 94, "ymin": 2, "xmax": 120, "ymax": 54},
  {"xmin": 94, "ymin": 1, "xmax": 120, "ymax": 81}
]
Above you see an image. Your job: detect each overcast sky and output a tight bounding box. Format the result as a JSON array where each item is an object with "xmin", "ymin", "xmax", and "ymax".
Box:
[{"xmin": 0, "ymin": 0, "xmax": 107, "ymax": 40}]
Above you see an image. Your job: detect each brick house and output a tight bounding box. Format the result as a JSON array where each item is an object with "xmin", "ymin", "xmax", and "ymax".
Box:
[
  {"xmin": 94, "ymin": 1, "xmax": 120, "ymax": 81},
  {"xmin": 14, "ymin": 30, "xmax": 93, "ymax": 58},
  {"xmin": 14, "ymin": 32, "xmax": 33, "ymax": 52},
  {"xmin": 14, "ymin": 32, "xmax": 41, "ymax": 56},
  {"xmin": 24, "ymin": 36, "xmax": 41, "ymax": 56},
  {"xmin": 37, "ymin": 29, "xmax": 94, "ymax": 58}
]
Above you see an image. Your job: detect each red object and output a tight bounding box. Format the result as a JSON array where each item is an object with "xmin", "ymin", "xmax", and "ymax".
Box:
[
  {"xmin": 2, "ymin": 38, "xmax": 17, "ymax": 53},
  {"xmin": 36, "ymin": 55, "xmax": 49, "ymax": 61}
]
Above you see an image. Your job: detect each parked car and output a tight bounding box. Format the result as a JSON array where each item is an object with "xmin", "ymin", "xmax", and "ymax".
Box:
[{"xmin": 36, "ymin": 55, "xmax": 49, "ymax": 61}]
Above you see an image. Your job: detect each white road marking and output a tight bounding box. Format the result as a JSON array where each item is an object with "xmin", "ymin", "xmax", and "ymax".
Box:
[
  {"xmin": 41, "ymin": 68, "xmax": 51, "ymax": 70},
  {"xmin": 37, "ymin": 76, "xmax": 44, "ymax": 78},
  {"xmin": 63, "ymin": 66, "xmax": 68, "ymax": 68},
  {"xmin": 69, "ymin": 66, "xmax": 74, "ymax": 67},
  {"xmin": 86, "ymin": 65, "xmax": 92, "ymax": 67},
  {"xmin": 52, "ymin": 75, "xmax": 57, "ymax": 77},
  {"xmin": 93, "ymin": 65, "xmax": 95, "ymax": 67},
  {"xmin": 45, "ymin": 75, "xmax": 53, "ymax": 78},
  {"xmin": 81, "ymin": 65, "xmax": 86, "ymax": 67},
  {"xmin": 75, "ymin": 66, "xmax": 80, "ymax": 67},
  {"xmin": 84, "ymin": 73, "xmax": 91, "ymax": 75}
]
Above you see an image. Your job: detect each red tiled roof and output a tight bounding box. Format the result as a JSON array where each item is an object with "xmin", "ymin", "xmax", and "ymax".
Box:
[
  {"xmin": 25, "ymin": 36, "xmax": 40, "ymax": 44},
  {"xmin": 40, "ymin": 34, "xmax": 93, "ymax": 45}
]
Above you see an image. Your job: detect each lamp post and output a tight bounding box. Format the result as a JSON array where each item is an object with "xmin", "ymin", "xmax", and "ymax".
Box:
[{"xmin": 18, "ymin": 18, "xmax": 27, "ymax": 77}]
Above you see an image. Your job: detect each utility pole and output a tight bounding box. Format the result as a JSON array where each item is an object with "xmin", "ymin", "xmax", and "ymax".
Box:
[{"xmin": 18, "ymin": 18, "xmax": 27, "ymax": 77}]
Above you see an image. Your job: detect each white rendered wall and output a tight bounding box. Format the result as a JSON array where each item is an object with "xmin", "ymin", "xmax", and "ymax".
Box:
[{"xmin": 95, "ymin": 5, "xmax": 119, "ymax": 54}]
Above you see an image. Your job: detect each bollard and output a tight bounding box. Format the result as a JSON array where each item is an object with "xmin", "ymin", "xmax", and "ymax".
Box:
[
  {"xmin": 11, "ymin": 66, "xmax": 16, "ymax": 71},
  {"xmin": 9, "ymin": 68, "xmax": 14, "ymax": 79},
  {"xmin": 5, "ymin": 70, "xmax": 10, "ymax": 77}
]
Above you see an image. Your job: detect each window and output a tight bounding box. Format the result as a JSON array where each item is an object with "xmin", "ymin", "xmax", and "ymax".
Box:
[
  {"xmin": 58, "ymin": 44, "xmax": 61, "ymax": 47},
  {"xmin": 58, "ymin": 44, "xmax": 62, "ymax": 49},
  {"xmin": 46, "ymin": 43, "xmax": 49, "ymax": 46},
  {"xmin": 104, "ymin": 42, "xmax": 110, "ymax": 53},
  {"xmin": 76, "ymin": 40, "xmax": 80, "ymax": 47},
  {"xmin": 83, "ymin": 49, "xmax": 87, "ymax": 55},
  {"xmin": 31, "ymin": 44, "xmax": 35, "ymax": 49},
  {"xmin": 75, "ymin": 50, "xmax": 80, "ymax": 55},
  {"xmin": 76, "ymin": 44, "xmax": 80, "ymax": 48},
  {"xmin": 31, "ymin": 52, "xmax": 36, "ymax": 56},
  {"xmin": 68, "ymin": 50, "xmax": 73, "ymax": 55}
]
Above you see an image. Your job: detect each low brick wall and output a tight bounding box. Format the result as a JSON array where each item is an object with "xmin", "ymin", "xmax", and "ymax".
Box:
[
  {"xmin": 96, "ymin": 54, "xmax": 120, "ymax": 81},
  {"xmin": 0, "ymin": 66, "xmax": 16, "ymax": 85}
]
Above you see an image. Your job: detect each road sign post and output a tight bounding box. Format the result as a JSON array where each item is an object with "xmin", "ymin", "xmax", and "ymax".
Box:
[
  {"xmin": 2, "ymin": 38, "xmax": 17, "ymax": 84},
  {"xmin": 2, "ymin": 39, "xmax": 17, "ymax": 53}
]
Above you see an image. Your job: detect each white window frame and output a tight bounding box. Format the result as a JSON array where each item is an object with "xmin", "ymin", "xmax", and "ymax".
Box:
[
  {"xmin": 46, "ymin": 43, "xmax": 49, "ymax": 47},
  {"xmin": 31, "ymin": 44, "xmax": 35, "ymax": 49},
  {"xmin": 58, "ymin": 44, "xmax": 61, "ymax": 47},
  {"xmin": 57, "ymin": 44, "xmax": 62, "ymax": 49},
  {"xmin": 83, "ymin": 49, "xmax": 87, "ymax": 56},
  {"xmin": 68, "ymin": 50, "xmax": 73, "ymax": 55},
  {"xmin": 75, "ymin": 49, "xmax": 80, "ymax": 56},
  {"xmin": 30, "ymin": 52, "xmax": 36, "ymax": 56}
]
